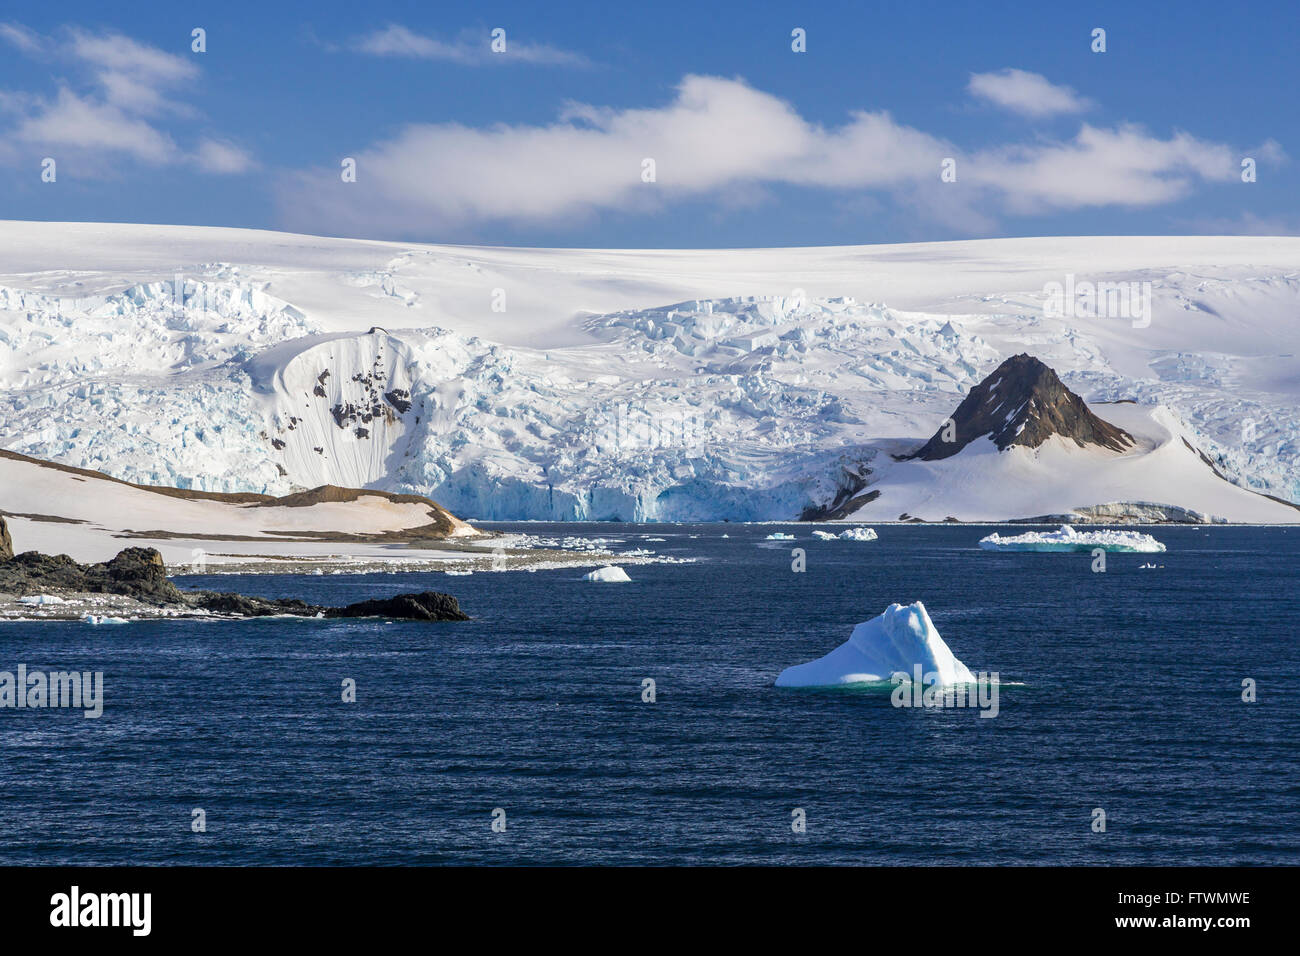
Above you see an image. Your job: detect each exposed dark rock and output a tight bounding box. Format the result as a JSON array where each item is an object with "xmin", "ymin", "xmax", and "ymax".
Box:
[
  {"xmin": 0, "ymin": 547, "xmax": 185, "ymax": 603},
  {"xmin": 384, "ymin": 389, "xmax": 412, "ymax": 414},
  {"xmin": 188, "ymin": 592, "xmax": 319, "ymax": 617},
  {"xmin": 326, "ymin": 592, "xmax": 469, "ymax": 621},
  {"xmin": 0, "ymin": 544, "xmax": 467, "ymax": 621},
  {"xmin": 801, "ymin": 464, "xmax": 878, "ymax": 521},
  {"xmin": 907, "ymin": 353, "xmax": 1134, "ymax": 461},
  {"xmin": 0, "ymin": 516, "xmax": 12, "ymax": 561}
]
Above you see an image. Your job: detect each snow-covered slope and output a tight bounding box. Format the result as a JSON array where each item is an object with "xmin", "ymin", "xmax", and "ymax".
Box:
[
  {"xmin": 1, "ymin": 222, "xmax": 1298, "ymax": 521},
  {"xmin": 0, "ymin": 450, "xmax": 476, "ymax": 566},
  {"xmin": 850, "ymin": 403, "xmax": 1300, "ymax": 524}
]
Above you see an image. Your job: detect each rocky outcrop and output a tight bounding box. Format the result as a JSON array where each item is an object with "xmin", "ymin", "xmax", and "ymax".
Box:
[
  {"xmin": 1008, "ymin": 501, "xmax": 1225, "ymax": 524},
  {"xmin": 800, "ymin": 463, "xmax": 878, "ymax": 521},
  {"xmin": 0, "ymin": 516, "xmax": 12, "ymax": 561},
  {"xmin": 325, "ymin": 592, "xmax": 468, "ymax": 621},
  {"xmin": 185, "ymin": 589, "xmax": 468, "ymax": 620},
  {"xmin": 0, "ymin": 542, "xmax": 468, "ymax": 621},
  {"xmin": 907, "ymin": 353, "xmax": 1134, "ymax": 461},
  {"xmin": 0, "ymin": 547, "xmax": 183, "ymax": 603}
]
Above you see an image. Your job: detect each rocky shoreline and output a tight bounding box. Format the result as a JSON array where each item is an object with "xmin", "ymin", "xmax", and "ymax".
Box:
[{"xmin": 0, "ymin": 516, "xmax": 467, "ymax": 622}]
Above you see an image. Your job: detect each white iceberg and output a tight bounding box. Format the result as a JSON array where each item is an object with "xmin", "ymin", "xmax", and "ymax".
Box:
[
  {"xmin": 812, "ymin": 527, "xmax": 878, "ymax": 541},
  {"xmin": 19, "ymin": 594, "xmax": 66, "ymax": 605},
  {"xmin": 979, "ymin": 524, "xmax": 1165, "ymax": 553},
  {"xmin": 776, "ymin": 601, "xmax": 975, "ymax": 688},
  {"xmin": 582, "ymin": 565, "xmax": 631, "ymax": 582},
  {"xmin": 83, "ymin": 614, "xmax": 129, "ymax": 625},
  {"xmin": 765, "ymin": 532, "xmax": 795, "ymax": 540}
]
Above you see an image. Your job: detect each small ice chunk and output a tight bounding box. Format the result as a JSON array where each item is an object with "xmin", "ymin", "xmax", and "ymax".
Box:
[
  {"xmin": 582, "ymin": 565, "xmax": 631, "ymax": 582},
  {"xmin": 82, "ymin": 614, "xmax": 128, "ymax": 625}
]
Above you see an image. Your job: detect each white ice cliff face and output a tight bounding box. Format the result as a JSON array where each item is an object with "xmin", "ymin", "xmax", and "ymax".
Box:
[
  {"xmin": 775, "ymin": 601, "xmax": 976, "ymax": 688},
  {"xmin": 3, "ymin": 259, "xmax": 1300, "ymax": 519}
]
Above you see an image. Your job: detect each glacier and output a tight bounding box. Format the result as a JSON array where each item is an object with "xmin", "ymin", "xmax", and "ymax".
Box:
[
  {"xmin": 775, "ymin": 601, "xmax": 976, "ymax": 688},
  {"xmin": 3, "ymin": 228, "xmax": 1300, "ymax": 521}
]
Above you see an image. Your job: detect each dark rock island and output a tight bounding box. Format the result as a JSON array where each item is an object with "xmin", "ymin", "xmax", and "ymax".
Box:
[{"xmin": 0, "ymin": 517, "xmax": 467, "ymax": 621}]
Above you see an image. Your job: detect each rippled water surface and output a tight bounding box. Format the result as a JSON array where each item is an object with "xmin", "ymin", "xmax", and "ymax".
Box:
[{"xmin": 1, "ymin": 524, "xmax": 1296, "ymax": 864}]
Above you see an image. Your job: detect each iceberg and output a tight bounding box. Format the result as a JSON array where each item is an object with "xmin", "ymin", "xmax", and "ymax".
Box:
[
  {"xmin": 775, "ymin": 601, "xmax": 975, "ymax": 688},
  {"xmin": 979, "ymin": 524, "xmax": 1165, "ymax": 553},
  {"xmin": 811, "ymin": 527, "xmax": 878, "ymax": 541},
  {"xmin": 582, "ymin": 565, "xmax": 631, "ymax": 582},
  {"xmin": 765, "ymin": 532, "xmax": 795, "ymax": 540}
]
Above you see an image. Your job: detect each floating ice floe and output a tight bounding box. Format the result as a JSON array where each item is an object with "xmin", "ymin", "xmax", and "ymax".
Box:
[
  {"xmin": 978, "ymin": 524, "xmax": 1165, "ymax": 553},
  {"xmin": 812, "ymin": 527, "xmax": 879, "ymax": 542},
  {"xmin": 776, "ymin": 601, "xmax": 975, "ymax": 688},
  {"xmin": 83, "ymin": 614, "xmax": 129, "ymax": 625},
  {"xmin": 765, "ymin": 532, "xmax": 795, "ymax": 540},
  {"xmin": 582, "ymin": 566, "xmax": 631, "ymax": 582},
  {"xmin": 19, "ymin": 594, "xmax": 66, "ymax": 605}
]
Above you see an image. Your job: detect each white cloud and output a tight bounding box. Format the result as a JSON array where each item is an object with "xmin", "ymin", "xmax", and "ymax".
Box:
[
  {"xmin": 351, "ymin": 24, "xmax": 591, "ymax": 67},
  {"xmin": 968, "ymin": 68, "xmax": 1091, "ymax": 118},
  {"xmin": 1177, "ymin": 211, "xmax": 1300, "ymax": 236},
  {"xmin": 195, "ymin": 138, "xmax": 257, "ymax": 174},
  {"xmin": 280, "ymin": 73, "xmax": 1241, "ymax": 238},
  {"xmin": 0, "ymin": 22, "xmax": 42, "ymax": 53},
  {"xmin": 966, "ymin": 124, "xmax": 1238, "ymax": 211},
  {"xmin": 0, "ymin": 25, "xmax": 251, "ymax": 176},
  {"xmin": 13, "ymin": 88, "xmax": 180, "ymax": 164}
]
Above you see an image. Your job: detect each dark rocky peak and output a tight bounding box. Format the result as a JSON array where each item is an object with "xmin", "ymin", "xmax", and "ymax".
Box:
[
  {"xmin": 0, "ymin": 515, "xmax": 13, "ymax": 561},
  {"xmin": 907, "ymin": 353, "xmax": 1134, "ymax": 461}
]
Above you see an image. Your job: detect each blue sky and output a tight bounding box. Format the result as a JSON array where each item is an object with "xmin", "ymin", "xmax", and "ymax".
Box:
[{"xmin": 1, "ymin": 0, "xmax": 1295, "ymax": 246}]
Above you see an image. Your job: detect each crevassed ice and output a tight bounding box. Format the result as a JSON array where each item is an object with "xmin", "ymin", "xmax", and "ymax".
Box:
[{"xmin": 3, "ymin": 282, "xmax": 1298, "ymax": 517}]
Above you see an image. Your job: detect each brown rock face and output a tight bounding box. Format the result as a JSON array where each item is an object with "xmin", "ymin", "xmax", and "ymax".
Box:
[
  {"xmin": 0, "ymin": 516, "xmax": 12, "ymax": 561},
  {"xmin": 907, "ymin": 353, "xmax": 1134, "ymax": 461}
]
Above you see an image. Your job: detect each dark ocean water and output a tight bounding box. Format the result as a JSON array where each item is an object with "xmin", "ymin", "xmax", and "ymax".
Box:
[{"xmin": 1, "ymin": 523, "xmax": 1296, "ymax": 865}]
